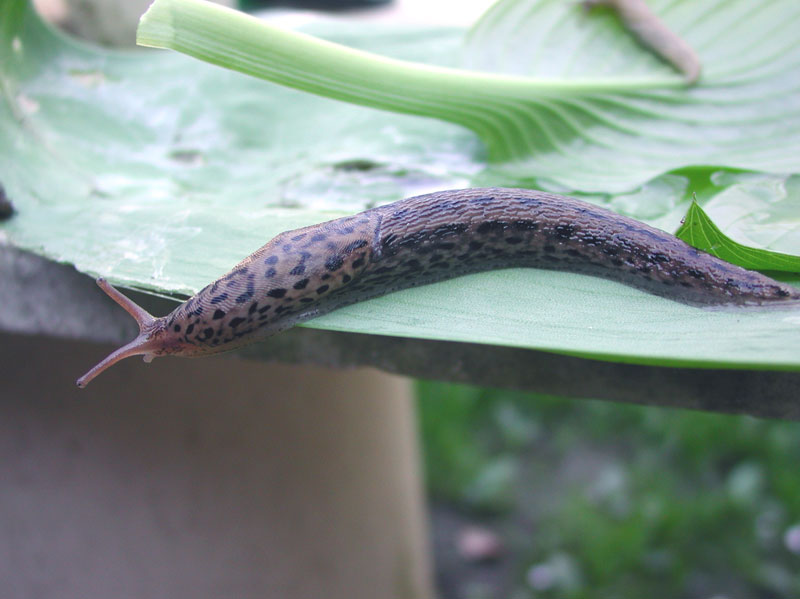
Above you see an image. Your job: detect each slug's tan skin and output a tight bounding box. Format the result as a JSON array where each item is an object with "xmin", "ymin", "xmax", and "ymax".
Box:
[
  {"xmin": 77, "ymin": 188, "xmax": 799, "ymax": 388},
  {"xmin": 585, "ymin": 0, "xmax": 702, "ymax": 83}
]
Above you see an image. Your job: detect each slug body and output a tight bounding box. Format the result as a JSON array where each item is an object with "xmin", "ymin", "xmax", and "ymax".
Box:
[
  {"xmin": 585, "ymin": 0, "xmax": 702, "ymax": 83},
  {"xmin": 77, "ymin": 188, "xmax": 798, "ymax": 387}
]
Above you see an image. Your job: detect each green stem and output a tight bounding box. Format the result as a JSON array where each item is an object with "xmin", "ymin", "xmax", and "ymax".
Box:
[{"xmin": 137, "ymin": 0, "xmax": 682, "ymax": 161}]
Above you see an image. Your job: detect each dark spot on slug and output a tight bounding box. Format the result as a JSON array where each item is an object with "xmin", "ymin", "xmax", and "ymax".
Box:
[
  {"xmin": 267, "ymin": 288, "xmax": 287, "ymax": 298},
  {"xmin": 210, "ymin": 294, "xmax": 228, "ymax": 304},
  {"xmin": 554, "ymin": 224, "xmax": 575, "ymax": 239},
  {"xmin": 282, "ymin": 244, "xmax": 293, "ymax": 253},
  {"xmin": 300, "ymin": 297, "xmax": 315, "ymax": 303},
  {"xmin": 212, "ymin": 309, "xmax": 225, "ymax": 320},
  {"xmin": 352, "ymin": 257, "xmax": 365, "ymax": 269},
  {"xmin": 294, "ymin": 278, "xmax": 309, "ymax": 290},
  {"xmin": 316, "ymin": 285, "xmax": 330, "ymax": 294},
  {"xmin": 173, "ymin": 324, "xmax": 181, "ymax": 332},
  {"xmin": 265, "ymin": 255, "xmax": 278, "ymax": 265},
  {"xmin": 201, "ymin": 327, "xmax": 214, "ymax": 339},
  {"xmin": 325, "ymin": 255, "xmax": 344, "ymax": 271},
  {"xmin": 321, "ymin": 274, "xmax": 331, "ymax": 281},
  {"xmin": 343, "ymin": 239, "xmax": 368, "ymax": 254},
  {"xmin": 650, "ymin": 252, "xmax": 670, "ymax": 263},
  {"xmin": 342, "ymin": 274, "xmax": 352, "ymax": 283},
  {"xmin": 477, "ymin": 221, "xmax": 507, "ymax": 235},
  {"xmin": 236, "ymin": 291, "xmax": 254, "ymax": 303},
  {"xmin": 311, "ymin": 233, "xmax": 327, "ymax": 242},
  {"xmin": 265, "ymin": 268, "xmax": 277, "ymax": 278},
  {"xmin": 275, "ymin": 305, "xmax": 291, "ymax": 315},
  {"xmin": 291, "ymin": 233, "xmax": 306, "ymax": 242},
  {"xmin": 229, "ymin": 317, "xmax": 245, "ymax": 328},
  {"xmin": 686, "ymin": 268, "xmax": 705, "ymax": 280},
  {"xmin": 290, "ymin": 265, "xmax": 305, "ymax": 276},
  {"xmin": 258, "ymin": 305, "xmax": 271, "ymax": 314}
]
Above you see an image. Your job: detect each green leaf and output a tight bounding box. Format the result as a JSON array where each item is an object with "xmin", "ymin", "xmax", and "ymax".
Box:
[
  {"xmin": 136, "ymin": 0, "xmax": 800, "ymax": 193},
  {"xmin": 466, "ymin": 0, "xmax": 800, "ymax": 191},
  {"xmin": 1, "ymin": 0, "xmax": 799, "ymax": 372},
  {"xmin": 676, "ymin": 200, "xmax": 800, "ymax": 274}
]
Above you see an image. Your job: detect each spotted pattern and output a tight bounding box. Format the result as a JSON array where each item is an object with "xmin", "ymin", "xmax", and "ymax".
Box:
[{"xmin": 158, "ymin": 188, "xmax": 799, "ymax": 357}]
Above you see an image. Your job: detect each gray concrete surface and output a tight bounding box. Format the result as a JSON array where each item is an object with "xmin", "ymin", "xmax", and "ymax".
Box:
[{"xmin": 0, "ymin": 330, "xmax": 432, "ymax": 599}]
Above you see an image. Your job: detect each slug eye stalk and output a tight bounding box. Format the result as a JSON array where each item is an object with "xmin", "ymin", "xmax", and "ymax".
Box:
[{"xmin": 76, "ymin": 278, "xmax": 160, "ymax": 388}]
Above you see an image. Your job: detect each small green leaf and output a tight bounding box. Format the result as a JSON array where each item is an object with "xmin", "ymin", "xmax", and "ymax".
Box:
[{"xmin": 676, "ymin": 201, "xmax": 800, "ymax": 273}]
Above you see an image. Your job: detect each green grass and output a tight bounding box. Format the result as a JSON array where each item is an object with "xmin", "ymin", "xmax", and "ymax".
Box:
[{"xmin": 416, "ymin": 381, "xmax": 800, "ymax": 598}]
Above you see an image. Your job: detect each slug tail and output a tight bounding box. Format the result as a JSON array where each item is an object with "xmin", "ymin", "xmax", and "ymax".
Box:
[{"xmin": 76, "ymin": 278, "xmax": 161, "ymax": 389}]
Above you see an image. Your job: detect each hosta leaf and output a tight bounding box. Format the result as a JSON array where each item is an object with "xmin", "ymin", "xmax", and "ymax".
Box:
[
  {"xmin": 676, "ymin": 201, "xmax": 800, "ymax": 273},
  {"xmin": 1, "ymin": 0, "xmax": 799, "ymax": 372},
  {"xmin": 137, "ymin": 0, "xmax": 800, "ymax": 193},
  {"xmin": 466, "ymin": 0, "xmax": 800, "ymax": 191}
]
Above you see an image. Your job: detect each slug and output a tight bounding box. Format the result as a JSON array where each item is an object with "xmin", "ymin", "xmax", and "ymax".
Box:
[
  {"xmin": 585, "ymin": 0, "xmax": 702, "ymax": 84},
  {"xmin": 76, "ymin": 188, "xmax": 798, "ymax": 388}
]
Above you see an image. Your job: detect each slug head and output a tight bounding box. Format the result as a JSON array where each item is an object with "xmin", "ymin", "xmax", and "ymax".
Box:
[{"xmin": 76, "ymin": 278, "xmax": 166, "ymax": 388}]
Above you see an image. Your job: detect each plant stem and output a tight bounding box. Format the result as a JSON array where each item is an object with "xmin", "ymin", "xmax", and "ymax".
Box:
[{"xmin": 137, "ymin": 0, "xmax": 682, "ymax": 161}]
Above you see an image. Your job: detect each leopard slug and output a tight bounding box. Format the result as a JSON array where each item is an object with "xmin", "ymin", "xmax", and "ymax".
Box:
[
  {"xmin": 585, "ymin": 0, "xmax": 701, "ymax": 84},
  {"xmin": 76, "ymin": 188, "xmax": 798, "ymax": 387}
]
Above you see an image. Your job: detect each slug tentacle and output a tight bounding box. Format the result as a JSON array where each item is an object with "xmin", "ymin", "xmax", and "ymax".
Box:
[
  {"xmin": 75, "ymin": 278, "xmax": 165, "ymax": 388},
  {"xmin": 77, "ymin": 188, "xmax": 799, "ymax": 387}
]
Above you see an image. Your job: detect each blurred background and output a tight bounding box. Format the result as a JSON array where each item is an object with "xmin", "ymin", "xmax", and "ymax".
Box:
[
  {"xmin": 21, "ymin": 0, "xmax": 800, "ymax": 597},
  {"xmin": 417, "ymin": 380, "xmax": 800, "ymax": 598}
]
